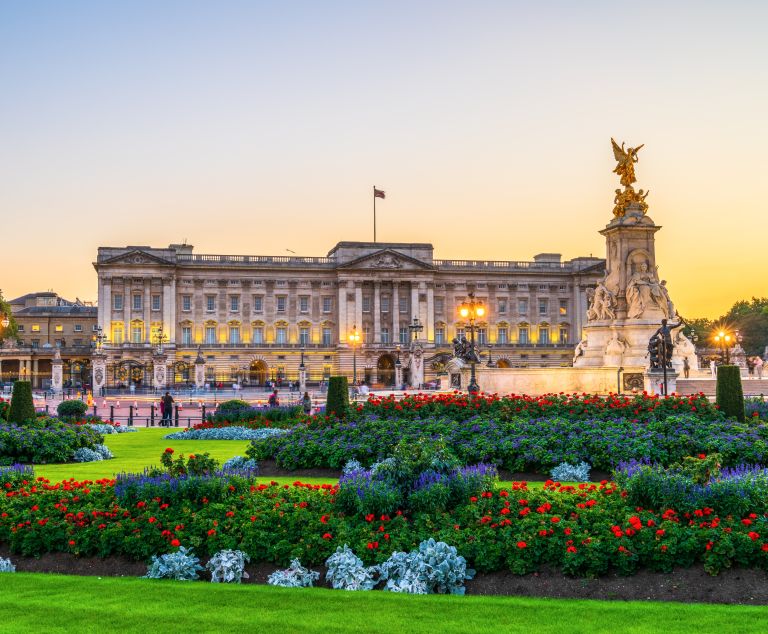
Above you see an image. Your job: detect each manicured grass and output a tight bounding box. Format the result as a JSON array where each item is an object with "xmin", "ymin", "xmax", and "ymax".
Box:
[{"xmin": 0, "ymin": 573, "xmax": 764, "ymax": 634}]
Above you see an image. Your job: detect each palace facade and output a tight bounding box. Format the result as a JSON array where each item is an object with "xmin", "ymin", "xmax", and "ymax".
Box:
[{"xmin": 93, "ymin": 241, "xmax": 605, "ymax": 388}]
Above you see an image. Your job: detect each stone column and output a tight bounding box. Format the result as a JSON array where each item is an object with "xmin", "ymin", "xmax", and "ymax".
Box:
[
  {"xmin": 354, "ymin": 283, "xmax": 363, "ymax": 332},
  {"xmin": 299, "ymin": 365, "xmax": 307, "ymax": 393},
  {"xmin": 92, "ymin": 352, "xmax": 107, "ymax": 397},
  {"xmin": 338, "ymin": 284, "xmax": 347, "ymax": 343},
  {"xmin": 123, "ymin": 280, "xmax": 131, "ymax": 344},
  {"xmin": 102, "ymin": 278, "xmax": 112, "ymax": 334},
  {"xmin": 395, "ymin": 358, "xmax": 403, "ymax": 389},
  {"xmin": 391, "ymin": 281, "xmax": 399, "ymax": 344},
  {"xmin": 373, "ymin": 282, "xmax": 381, "ymax": 343},
  {"xmin": 153, "ymin": 353, "xmax": 168, "ymax": 390},
  {"xmin": 194, "ymin": 347, "xmax": 206, "ymax": 389},
  {"xmin": 162, "ymin": 279, "xmax": 171, "ymax": 341},
  {"xmin": 411, "ymin": 284, "xmax": 419, "ymax": 327},
  {"xmin": 144, "ymin": 279, "xmax": 151, "ymax": 343},
  {"xmin": 51, "ymin": 350, "xmax": 63, "ymax": 394},
  {"xmin": 426, "ymin": 285, "xmax": 435, "ymax": 343},
  {"xmin": 32, "ymin": 359, "xmax": 39, "ymax": 388},
  {"xmin": 168, "ymin": 277, "xmax": 177, "ymax": 343}
]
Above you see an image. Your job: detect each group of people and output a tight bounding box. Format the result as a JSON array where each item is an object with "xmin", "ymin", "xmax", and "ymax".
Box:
[
  {"xmin": 268, "ymin": 388, "xmax": 313, "ymax": 415},
  {"xmin": 709, "ymin": 356, "xmax": 765, "ymax": 379}
]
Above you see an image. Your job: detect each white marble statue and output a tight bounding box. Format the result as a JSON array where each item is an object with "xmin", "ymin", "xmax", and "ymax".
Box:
[{"xmin": 573, "ymin": 338, "xmax": 587, "ymax": 365}]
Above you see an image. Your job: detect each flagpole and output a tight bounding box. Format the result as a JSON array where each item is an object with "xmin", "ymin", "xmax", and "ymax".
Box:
[{"xmin": 373, "ymin": 185, "xmax": 377, "ymax": 243}]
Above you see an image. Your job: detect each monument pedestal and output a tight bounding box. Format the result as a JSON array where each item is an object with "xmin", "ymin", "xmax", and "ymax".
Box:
[
  {"xmin": 92, "ymin": 352, "xmax": 107, "ymax": 397},
  {"xmin": 644, "ymin": 369, "xmax": 679, "ymax": 396}
]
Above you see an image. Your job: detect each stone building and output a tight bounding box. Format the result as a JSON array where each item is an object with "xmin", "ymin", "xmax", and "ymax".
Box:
[
  {"xmin": 92, "ymin": 242, "xmax": 604, "ymax": 389},
  {"xmin": 0, "ymin": 292, "xmax": 97, "ymax": 388}
]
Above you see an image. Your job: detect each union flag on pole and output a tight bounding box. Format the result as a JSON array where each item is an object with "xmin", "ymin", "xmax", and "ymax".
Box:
[{"xmin": 374, "ymin": 188, "xmax": 386, "ymax": 199}]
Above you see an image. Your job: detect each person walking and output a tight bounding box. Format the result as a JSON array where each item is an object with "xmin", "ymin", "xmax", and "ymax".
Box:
[
  {"xmin": 683, "ymin": 357, "xmax": 690, "ymax": 379},
  {"xmin": 302, "ymin": 391, "xmax": 312, "ymax": 416},
  {"xmin": 710, "ymin": 359, "xmax": 717, "ymax": 378},
  {"xmin": 162, "ymin": 391, "xmax": 174, "ymax": 426},
  {"xmin": 268, "ymin": 389, "xmax": 279, "ymax": 408},
  {"xmin": 754, "ymin": 356, "xmax": 764, "ymax": 380}
]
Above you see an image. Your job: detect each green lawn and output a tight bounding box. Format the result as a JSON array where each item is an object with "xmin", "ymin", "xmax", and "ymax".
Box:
[{"xmin": 0, "ymin": 573, "xmax": 764, "ymax": 634}]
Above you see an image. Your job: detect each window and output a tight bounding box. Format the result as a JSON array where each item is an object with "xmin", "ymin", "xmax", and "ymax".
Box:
[
  {"xmin": 363, "ymin": 326, "xmax": 371, "ymax": 343},
  {"xmin": 498, "ymin": 299, "xmax": 507, "ymax": 314},
  {"xmin": 322, "ymin": 297, "xmax": 332, "ymax": 313},
  {"xmin": 253, "ymin": 296, "xmax": 263, "ymax": 313},
  {"xmin": 518, "ymin": 326, "xmax": 529, "ymax": 344},
  {"xmin": 362, "ymin": 296, "xmax": 371, "ymax": 313},
  {"xmin": 131, "ymin": 324, "xmax": 143, "ymax": 343},
  {"xmin": 539, "ymin": 298, "xmax": 549, "ymax": 315},
  {"xmin": 497, "ymin": 327, "xmax": 508, "ymax": 344},
  {"xmin": 133, "ymin": 294, "xmax": 143, "ymax": 311},
  {"xmin": 205, "ymin": 326, "xmax": 217, "ymax": 344},
  {"xmin": 152, "ymin": 295, "xmax": 161, "ymax": 311},
  {"xmin": 322, "ymin": 328, "xmax": 332, "ymax": 346},
  {"xmin": 54, "ymin": 324, "xmax": 63, "ymax": 332},
  {"xmin": 456, "ymin": 327, "xmax": 465, "ymax": 340},
  {"xmin": 435, "ymin": 327, "xmax": 445, "ymax": 344},
  {"xmin": 276, "ymin": 327, "xmax": 287, "ymax": 344},
  {"xmin": 31, "ymin": 339, "xmax": 39, "ymax": 348},
  {"xmin": 399, "ymin": 327, "xmax": 409, "ymax": 344},
  {"xmin": 181, "ymin": 327, "xmax": 192, "ymax": 345},
  {"xmin": 182, "ymin": 295, "xmax": 191, "ymax": 312},
  {"xmin": 113, "ymin": 294, "xmax": 123, "ymax": 310},
  {"xmin": 381, "ymin": 296, "xmax": 390, "ymax": 313},
  {"xmin": 435, "ymin": 298, "xmax": 444, "ymax": 314},
  {"xmin": 205, "ymin": 296, "xmax": 215, "ymax": 312},
  {"xmin": 477, "ymin": 328, "xmax": 487, "ymax": 345},
  {"xmin": 518, "ymin": 298, "xmax": 528, "ymax": 314},
  {"xmin": 229, "ymin": 326, "xmax": 240, "ymax": 344},
  {"xmin": 74, "ymin": 324, "xmax": 83, "ymax": 332},
  {"xmin": 559, "ymin": 299, "xmax": 568, "ymax": 316},
  {"xmin": 539, "ymin": 326, "xmax": 550, "ymax": 345},
  {"xmin": 112, "ymin": 326, "xmax": 123, "ymax": 345},
  {"xmin": 230, "ymin": 296, "xmax": 240, "ymax": 312},
  {"xmin": 299, "ymin": 327, "xmax": 310, "ymax": 345},
  {"xmin": 92, "ymin": 324, "xmax": 99, "ymax": 332},
  {"xmin": 381, "ymin": 328, "xmax": 390, "ymax": 344},
  {"xmin": 299, "ymin": 296, "xmax": 309, "ymax": 313},
  {"xmin": 17, "ymin": 324, "xmax": 24, "ymax": 332},
  {"xmin": 31, "ymin": 324, "xmax": 40, "ymax": 332},
  {"xmin": 559, "ymin": 284, "xmax": 567, "ymax": 292},
  {"xmin": 74, "ymin": 338, "xmax": 83, "ymax": 347},
  {"xmin": 538, "ymin": 284, "xmax": 548, "ymax": 291},
  {"xmin": 276, "ymin": 296, "xmax": 286, "ymax": 312},
  {"xmin": 399, "ymin": 296, "xmax": 408, "ymax": 313},
  {"xmin": 252, "ymin": 326, "xmax": 264, "ymax": 344},
  {"xmin": 559, "ymin": 326, "xmax": 569, "ymax": 344}
]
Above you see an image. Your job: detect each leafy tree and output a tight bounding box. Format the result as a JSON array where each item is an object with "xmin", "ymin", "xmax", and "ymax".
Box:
[
  {"xmin": 0, "ymin": 289, "xmax": 18, "ymax": 345},
  {"xmin": 685, "ymin": 297, "xmax": 768, "ymax": 357}
]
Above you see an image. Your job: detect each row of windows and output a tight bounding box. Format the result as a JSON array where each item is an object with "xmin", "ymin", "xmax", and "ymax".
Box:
[
  {"xmin": 18, "ymin": 324, "xmax": 96, "ymax": 333},
  {"xmin": 112, "ymin": 294, "xmax": 163, "ymax": 311}
]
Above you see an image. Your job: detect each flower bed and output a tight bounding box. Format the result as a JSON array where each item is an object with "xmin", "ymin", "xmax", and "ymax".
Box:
[
  {"xmin": 247, "ymin": 413, "xmax": 768, "ymax": 472},
  {"xmin": 0, "ymin": 419, "xmax": 104, "ymax": 464},
  {"xmin": 165, "ymin": 427, "xmax": 290, "ymax": 441},
  {"xmin": 2, "ymin": 471, "xmax": 768, "ymax": 577}
]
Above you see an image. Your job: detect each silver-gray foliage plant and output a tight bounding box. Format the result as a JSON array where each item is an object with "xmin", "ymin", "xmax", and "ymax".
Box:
[
  {"xmin": 341, "ymin": 459, "xmax": 364, "ymax": 475},
  {"xmin": 267, "ymin": 559, "xmax": 320, "ymax": 588},
  {"xmin": 550, "ymin": 461, "xmax": 591, "ymax": 483},
  {"xmin": 379, "ymin": 539, "xmax": 475, "ymax": 595},
  {"xmin": 325, "ymin": 544, "xmax": 379, "ymax": 591},
  {"xmin": 73, "ymin": 444, "xmax": 113, "ymax": 463},
  {"xmin": 206, "ymin": 549, "xmax": 250, "ymax": 583},
  {"xmin": 0, "ymin": 557, "xmax": 16, "ymax": 573},
  {"xmin": 144, "ymin": 546, "xmax": 203, "ymax": 581}
]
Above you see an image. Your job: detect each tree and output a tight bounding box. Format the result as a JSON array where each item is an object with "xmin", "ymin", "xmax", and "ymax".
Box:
[
  {"xmin": 0, "ymin": 289, "xmax": 19, "ymax": 345},
  {"xmin": 721, "ymin": 298, "xmax": 768, "ymax": 356},
  {"xmin": 8, "ymin": 381, "xmax": 35, "ymax": 424},
  {"xmin": 326, "ymin": 376, "xmax": 349, "ymax": 419},
  {"xmin": 715, "ymin": 365, "xmax": 745, "ymax": 422}
]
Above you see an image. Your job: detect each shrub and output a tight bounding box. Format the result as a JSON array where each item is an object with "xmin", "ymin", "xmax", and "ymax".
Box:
[
  {"xmin": 326, "ymin": 376, "xmax": 349, "ymax": 419},
  {"xmin": 342, "ymin": 459, "xmax": 364, "ymax": 475},
  {"xmin": 8, "ymin": 382, "xmax": 35, "ymax": 424},
  {"xmin": 166, "ymin": 427, "xmax": 289, "ymax": 441},
  {"xmin": 222, "ymin": 455, "xmax": 259, "ymax": 474},
  {"xmin": 0, "ymin": 557, "xmax": 15, "ymax": 573},
  {"xmin": 73, "ymin": 444, "xmax": 113, "ymax": 462},
  {"xmin": 144, "ymin": 547, "xmax": 203, "ymax": 580},
  {"xmin": 0, "ymin": 421, "xmax": 102, "ymax": 464},
  {"xmin": 205, "ymin": 404, "xmax": 302, "ymax": 427},
  {"xmin": 746, "ymin": 397, "xmax": 768, "ymax": 421},
  {"xmin": 206, "ymin": 549, "xmax": 250, "ymax": 583},
  {"xmin": 325, "ymin": 544, "xmax": 379, "ymax": 591},
  {"xmin": 379, "ymin": 539, "xmax": 475, "ymax": 595},
  {"xmin": 114, "ymin": 470, "xmax": 250, "ymax": 506},
  {"xmin": 56, "ymin": 400, "xmax": 88, "ymax": 420},
  {"xmin": 215, "ymin": 400, "xmax": 251, "ymax": 414},
  {"xmin": 160, "ymin": 448, "xmax": 219, "ymax": 476},
  {"xmin": 550, "ymin": 461, "xmax": 591, "ymax": 483},
  {"xmin": 716, "ymin": 365, "xmax": 745, "ymax": 422},
  {"xmin": 267, "ymin": 559, "xmax": 320, "ymax": 588}
]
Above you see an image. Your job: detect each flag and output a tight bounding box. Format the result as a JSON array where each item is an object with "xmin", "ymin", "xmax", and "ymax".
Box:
[{"xmin": 374, "ymin": 188, "xmax": 386, "ymax": 199}]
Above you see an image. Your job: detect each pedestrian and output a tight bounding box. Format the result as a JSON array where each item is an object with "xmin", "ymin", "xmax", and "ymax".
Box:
[
  {"xmin": 756, "ymin": 356, "xmax": 764, "ymax": 380},
  {"xmin": 710, "ymin": 359, "xmax": 717, "ymax": 378},
  {"xmin": 302, "ymin": 391, "xmax": 312, "ymax": 416},
  {"xmin": 268, "ymin": 389, "xmax": 279, "ymax": 407},
  {"xmin": 159, "ymin": 396, "xmax": 165, "ymax": 424},
  {"xmin": 747, "ymin": 357, "xmax": 755, "ymax": 378},
  {"xmin": 683, "ymin": 357, "xmax": 690, "ymax": 379},
  {"xmin": 162, "ymin": 391, "xmax": 174, "ymax": 426}
]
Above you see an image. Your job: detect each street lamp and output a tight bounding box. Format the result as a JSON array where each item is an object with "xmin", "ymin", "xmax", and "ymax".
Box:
[
  {"xmin": 395, "ymin": 344, "xmax": 402, "ymax": 389},
  {"xmin": 0, "ymin": 313, "xmax": 9, "ymax": 329},
  {"xmin": 152, "ymin": 325, "xmax": 169, "ymax": 354},
  {"xmin": 486, "ymin": 344, "xmax": 495, "ymax": 367},
  {"xmin": 714, "ymin": 330, "xmax": 732, "ymax": 365},
  {"xmin": 92, "ymin": 326, "xmax": 108, "ymax": 351},
  {"xmin": 458, "ymin": 292, "xmax": 486, "ymax": 393},
  {"xmin": 349, "ymin": 324, "xmax": 361, "ymax": 385},
  {"xmin": 408, "ymin": 317, "xmax": 424, "ymax": 342}
]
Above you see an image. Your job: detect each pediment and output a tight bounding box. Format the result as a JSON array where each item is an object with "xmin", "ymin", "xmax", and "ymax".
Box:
[
  {"xmin": 102, "ymin": 250, "xmax": 173, "ymax": 266},
  {"xmin": 339, "ymin": 249, "xmax": 434, "ymax": 271}
]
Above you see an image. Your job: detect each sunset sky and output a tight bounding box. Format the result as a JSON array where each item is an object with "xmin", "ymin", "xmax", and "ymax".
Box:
[{"xmin": 1, "ymin": 1, "xmax": 766, "ymax": 318}]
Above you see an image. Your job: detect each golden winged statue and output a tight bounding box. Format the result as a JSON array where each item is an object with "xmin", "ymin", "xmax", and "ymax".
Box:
[{"xmin": 611, "ymin": 138, "xmax": 644, "ymax": 187}]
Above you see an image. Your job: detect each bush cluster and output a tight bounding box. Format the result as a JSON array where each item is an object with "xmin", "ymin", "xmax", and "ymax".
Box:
[
  {"xmin": 56, "ymin": 400, "xmax": 88, "ymax": 420},
  {"xmin": 8, "ymin": 382, "xmax": 35, "ymax": 424},
  {"xmin": 0, "ymin": 420, "xmax": 103, "ymax": 464},
  {"xmin": 165, "ymin": 427, "xmax": 290, "ymax": 441}
]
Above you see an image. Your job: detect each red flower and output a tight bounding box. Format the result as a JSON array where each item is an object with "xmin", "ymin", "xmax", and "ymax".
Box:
[
  {"xmin": 68, "ymin": 540, "xmax": 75, "ymax": 546},
  {"xmin": 697, "ymin": 453, "xmax": 706, "ymax": 459},
  {"xmin": 164, "ymin": 448, "xmax": 174, "ymax": 454},
  {"xmin": 171, "ymin": 539, "xmax": 180, "ymax": 547},
  {"xmin": 749, "ymin": 532, "xmax": 760, "ymax": 541},
  {"xmin": 762, "ymin": 544, "xmax": 768, "ymax": 552},
  {"xmin": 322, "ymin": 533, "xmax": 332, "ymax": 540},
  {"xmin": 208, "ymin": 528, "xmax": 216, "ymax": 536},
  {"xmin": 517, "ymin": 541, "xmax": 527, "ymax": 549}
]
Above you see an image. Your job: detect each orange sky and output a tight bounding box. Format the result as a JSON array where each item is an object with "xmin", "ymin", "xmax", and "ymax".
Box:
[{"xmin": 1, "ymin": 2, "xmax": 766, "ymax": 319}]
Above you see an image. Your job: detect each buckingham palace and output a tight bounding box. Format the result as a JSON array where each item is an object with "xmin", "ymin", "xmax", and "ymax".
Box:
[{"xmin": 92, "ymin": 241, "xmax": 605, "ymax": 389}]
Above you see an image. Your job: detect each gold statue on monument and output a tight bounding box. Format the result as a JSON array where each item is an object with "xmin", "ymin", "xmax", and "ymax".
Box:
[{"xmin": 611, "ymin": 138, "xmax": 648, "ymax": 218}]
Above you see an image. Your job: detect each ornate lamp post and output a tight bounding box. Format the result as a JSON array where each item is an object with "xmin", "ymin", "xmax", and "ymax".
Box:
[
  {"xmin": 92, "ymin": 326, "xmax": 108, "ymax": 351},
  {"xmin": 714, "ymin": 330, "xmax": 732, "ymax": 365},
  {"xmin": 458, "ymin": 292, "xmax": 486, "ymax": 393},
  {"xmin": 408, "ymin": 317, "xmax": 423, "ymax": 342},
  {"xmin": 0, "ymin": 312, "xmax": 9, "ymax": 330},
  {"xmin": 349, "ymin": 325, "xmax": 361, "ymax": 385},
  {"xmin": 394, "ymin": 344, "xmax": 403, "ymax": 389},
  {"xmin": 298, "ymin": 344, "xmax": 307, "ymax": 392},
  {"xmin": 152, "ymin": 325, "xmax": 169, "ymax": 354},
  {"xmin": 486, "ymin": 344, "xmax": 495, "ymax": 367}
]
